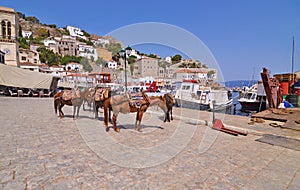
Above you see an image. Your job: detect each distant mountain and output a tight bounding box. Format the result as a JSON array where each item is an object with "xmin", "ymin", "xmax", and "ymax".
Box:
[{"xmin": 224, "ymin": 80, "xmax": 258, "ymax": 88}]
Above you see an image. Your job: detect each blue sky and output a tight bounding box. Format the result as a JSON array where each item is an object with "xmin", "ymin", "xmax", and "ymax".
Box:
[{"xmin": 2, "ymin": 0, "xmax": 300, "ymax": 81}]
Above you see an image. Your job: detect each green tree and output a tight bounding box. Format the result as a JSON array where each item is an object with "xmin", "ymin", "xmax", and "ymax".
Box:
[
  {"xmin": 81, "ymin": 57, "xmax": 93, "ymax": 72},
  {"xmin": 37, "ymin": 28, "xmax": 49, "ymax": 39},
  {"xmin": 16, "ymin": 12, "xmax": 25, "ymax": 19},
  {"xmin": 86, "ymin": 40, "xmax": 94, "ymax": 46},
  {"xmin": 96, "ymin": 57, "xmax": 107, "ymax": 67},
  {"xmin": 37, "ymin": 47, "xmax": 61, "ymax": 66},
  {"xmin": 18, "ymin": 24, "xmax": 22, "ymax": 37},
  {"xmin": 61, "ymin": 55, "xmax": 82, "ymax": 65},
  {"xmin": 19, "ymin": 37, "xmax": 29, "ymax": 49},
  {"xmin": 171, "ymin": 54, "xmax": 182, "ymax": 64},
  {"xmin": 82, "ymin": 30, "xmax": 90, "ymax": 38},
  {"xmin": 25, "ymin": 16, "xmax": 40, "ymax": 24},
  {"xmin": 108, "ymin": 42, "xmax": 122, "ymax": 55},
  {"xmin": 148, "ymin": 54, "xmax": 158, "ymax": 59},
  {"xmin": 207, "ymin": 70, "xmax": 215, "ymax": 79},
  {"xmin": 127, "ymin": 55, "xmax": 137, "ymax": 64}
]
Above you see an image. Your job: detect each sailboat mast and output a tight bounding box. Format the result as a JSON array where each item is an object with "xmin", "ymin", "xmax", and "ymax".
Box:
[{"xmin": 292, "ymin": 36, "xmax": 295, "ymax": 82}]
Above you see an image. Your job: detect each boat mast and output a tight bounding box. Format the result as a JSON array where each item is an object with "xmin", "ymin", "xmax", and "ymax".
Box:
[{"xmin": 292, "ymin": 36, "xmax": 295, "ymax": 83}]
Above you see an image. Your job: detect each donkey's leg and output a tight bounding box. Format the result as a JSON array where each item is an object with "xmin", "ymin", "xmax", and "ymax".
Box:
[
  {"xmin": 95, "ymin": 104, "xmax": 99, "ymax": 119},
  {"xmin": 167, "ymin": 108, "xmax": 171, "ymax": 122},
  {"xmin": 170, "ymin": 107, "xmax": 173, "ymax": 120},
  {"xmin": 77, "ymin": 104, "xmax": 82, "ymax": 118},
  {"xmin": 109, "ymin": 106, "xmax": 112, "ymax": 123},
  {"xmin": 112, "ymin": 114, "xmax": 120, "ymax": 132},
  {"xmin": 73, "ymin": 106, "xmax": 76, "ymax": 120},
  {"xmin": 59, "ymin": 104, "xmax": 64, "ymax": 118},
  {"xmin": 135, "ymin": 111, "xmax": 143, "ymax": 132}
]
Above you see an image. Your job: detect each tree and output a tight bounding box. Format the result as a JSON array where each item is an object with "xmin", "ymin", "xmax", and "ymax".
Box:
[
  {"xmin": 19, "ymin": 37, "xmax": 29, "ymax": 49},
  {"xmin": 37, "ymin": 47, "xmax": 61, "ymax": 66},
  {"xmin": 148, "ymin": 54, "xmax": 158, "ymax": 59},
  {"xmin": 80, "ymin": 57, "xmax": 93, "ymax": 72},
  {"xmin": 25, "ymin": 16, "xmax": 40, "ymax": 24},
  {"xmin": 171, "ymin": 54, "xmax": 182, "ymax": 64},
  {"xmin": 82, "ymin": 30, "xmax": 90, "ymax": 38},
  {"xmin": 207, "ymin": 70, "xmax": 215, "ymax": 79},
  {"xmin": 37, "ymin": 28, "xmax": 49, "ymax": 39},
  {"xmin": 18, "ymin": 24, "xmax": 22, "ymax": 37},
  {"xmin": 96, "ymin": 57, "xmax": 107, "ymax": 67},
  {"xmin": 127, "ymin": 55, "xmax": 137, "ymax": 65},
  {"xmin": 16, "ymin": 12, "xmax": 25, "ymax": 19},
  {"xmin": 108, "ymin": 42, "xmax": 122, "ymax": 55},
  {"xmin": 60, "ymin": 55, "xmax": 82, "ymax": 65},
  {"xmin": 86, "ymin": 40, "xmax": 94, "ymax": 46}
]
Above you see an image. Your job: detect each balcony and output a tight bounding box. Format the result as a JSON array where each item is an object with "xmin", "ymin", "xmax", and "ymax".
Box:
[{"xmin": 0, "ymin": 35, "xmax": 18, "ymax": 43}]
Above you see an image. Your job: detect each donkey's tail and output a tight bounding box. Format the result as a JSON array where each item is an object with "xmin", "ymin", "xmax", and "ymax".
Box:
[{"xmin": 54, "ymin": 97, "xmax": 60, "ymax": 115}]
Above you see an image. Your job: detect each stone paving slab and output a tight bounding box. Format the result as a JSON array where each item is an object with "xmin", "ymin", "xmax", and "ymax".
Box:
[{"xmin": 0, "ymin": 97, "xmax": 299, "ymax": 189}]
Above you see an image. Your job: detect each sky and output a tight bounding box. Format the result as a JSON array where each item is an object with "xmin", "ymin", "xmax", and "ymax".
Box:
[{"xmin": 2, "ymin": 0, "xmax": 300, "ymax": 81}]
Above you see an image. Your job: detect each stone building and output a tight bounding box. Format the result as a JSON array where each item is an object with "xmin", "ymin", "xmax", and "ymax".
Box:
[
  {"xmin": 19, "ymin": 48, "xmax": 40, "ymax": 64},
  {"xmin": 133, "ymin": 57, "xmax": 159, "ymax": 77},
  {"xmin": 0, "ymin": 6, "xmax": 19, "ymax": 67}
]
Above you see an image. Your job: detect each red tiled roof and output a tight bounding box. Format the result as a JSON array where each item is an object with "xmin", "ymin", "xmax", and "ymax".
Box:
[
  {"xmin": 20, "ymin": 62, "xmax": 39, "ymax": 67},
  {"xmin": 174, "ymin": 68, "xmax": 193, "ymax": 73}
]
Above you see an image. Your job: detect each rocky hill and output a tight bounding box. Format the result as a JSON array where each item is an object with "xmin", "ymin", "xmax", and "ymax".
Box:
[{"xmin": 18, "ymin": 18, "xmax": 65, "ymax": 38}]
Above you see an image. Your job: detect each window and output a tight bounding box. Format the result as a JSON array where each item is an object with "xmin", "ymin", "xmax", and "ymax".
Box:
[
  {"xmin": 21, "ymin": 56, "xmax": 26, "ymax": 61},
  {"xmin": 1, "ymin": 20, "xmax": 6, "ymax": 38}
]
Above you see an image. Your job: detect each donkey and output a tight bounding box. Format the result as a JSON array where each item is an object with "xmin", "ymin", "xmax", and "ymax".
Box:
[
  {"xmin": 54, "ymin": 88, "xmax": 93, "ymax": 119},
  {"xmin": 103, "ymin": 92, "xmax": 169, "ymax": 132}
]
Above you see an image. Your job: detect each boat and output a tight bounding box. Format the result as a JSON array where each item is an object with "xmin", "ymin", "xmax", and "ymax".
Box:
[
  {"xmin": 238, "ymin": 81, "xmax": 267, "ymax": 112},
  {"xmin": 174, "ymin": 80, "xmax": 232, "ymax": 111}
]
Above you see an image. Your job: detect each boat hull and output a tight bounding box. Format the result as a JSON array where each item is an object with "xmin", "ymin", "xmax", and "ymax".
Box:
[
  {"xmin": 175, "ymin": 98, "xmax": 210, "ymax": 110},
  {"xmin": 239, "ymin": 101, "xmax": 266, "ymax": 112}
]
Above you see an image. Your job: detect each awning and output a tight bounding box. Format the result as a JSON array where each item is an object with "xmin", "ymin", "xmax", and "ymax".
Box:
[{"xmin": 0, "ymin": 63, "xmax": 57, "ymax": 89}]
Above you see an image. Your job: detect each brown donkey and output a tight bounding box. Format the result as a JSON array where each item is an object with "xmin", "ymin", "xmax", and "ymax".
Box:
[
  {"xmin": 103, "ymin": 92, "xmax": 169, "ymax": 132},
  {"xmin": 54, "ymin": 88, "xmax": 93, "ymax": 119}
]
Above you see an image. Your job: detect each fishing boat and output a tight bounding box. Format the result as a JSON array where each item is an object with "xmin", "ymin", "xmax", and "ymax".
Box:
[
  {"xmin": 238, "ymin": 82, "xmax": 267, "ymax": 112},
  {"xmin": 174, "ymin": 80, "xmax": 232, "ymax": 111}
]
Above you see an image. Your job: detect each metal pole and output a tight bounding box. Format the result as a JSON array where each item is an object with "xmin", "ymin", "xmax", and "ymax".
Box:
[
  {"xmin": 124, "ymin": 54, "xmax": 127, "ymax": 92},
  {"xmin": 292, "ymin": 36, "xmax": 295, "ymax": 83},
  {"xmin": 212, "ymin": 100, "xmax": 216, "ymax": 124}
]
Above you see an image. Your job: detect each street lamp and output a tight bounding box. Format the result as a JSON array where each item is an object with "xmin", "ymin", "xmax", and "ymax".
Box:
[{"xmin": 119, "ymin": 46, "xmax": 132, "ymax": 92}]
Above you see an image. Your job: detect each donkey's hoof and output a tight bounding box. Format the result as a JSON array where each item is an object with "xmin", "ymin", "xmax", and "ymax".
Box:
[
  {"xmin": 115, "ymin": 128, "xmax": 120, "ymax": 133},
  {"xmin": 105, "ymin": 127, "xmax": 109, "ymax": 132}
]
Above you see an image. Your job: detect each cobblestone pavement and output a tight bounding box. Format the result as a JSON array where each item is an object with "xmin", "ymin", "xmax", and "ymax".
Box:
[{"xmin": 0, "ymin": 97, "xmax": 300, "ymax": 190}]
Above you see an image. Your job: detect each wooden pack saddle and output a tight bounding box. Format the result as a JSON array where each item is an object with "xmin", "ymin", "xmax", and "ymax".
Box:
[{"xmin": 62, "ymin": 90, "xmax": 81, "ymax": 101}]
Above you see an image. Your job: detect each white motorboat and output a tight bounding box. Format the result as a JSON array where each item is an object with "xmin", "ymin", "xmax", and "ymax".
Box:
[
  {"xmin": 174, "ymin": 80, "xmax": 232, "ymax": 111},
  {"xmin": 238, "ymin": 82, "xmax": 267, "ymax": 112}
]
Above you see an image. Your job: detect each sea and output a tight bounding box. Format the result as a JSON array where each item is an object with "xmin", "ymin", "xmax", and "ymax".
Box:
[
  {"xmin": 225, "ymin": 80, "xmax": 258, "ymax": 117},
  {"xmin": 228, "ymin": 91, "xmax": 251, "ymax": 117}
]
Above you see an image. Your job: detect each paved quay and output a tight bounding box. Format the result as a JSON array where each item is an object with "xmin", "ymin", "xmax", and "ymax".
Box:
[{"xmin": 0, "ymin": 97, "xmax": 300, "ymax": 190}]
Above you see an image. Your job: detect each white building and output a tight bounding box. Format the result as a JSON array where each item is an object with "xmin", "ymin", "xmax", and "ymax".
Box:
[
  {"xmin": 66, "ymin": 25, "xmax": 87, "ymax": 40},
  {"xmin": 22, "ymin": 30, "xmax": 32, "ymax": 38},
  {"xmin": 43, "ymin": 39, "xmax": 56, "ymax": 47},
  {"xmin": 165, "ymin": 56, "xmax": 172, "ymax": 63},
  {"xmin": 78, "ymin": 44, "xmax": 98, "ymax": 61},
  {"xmin": 107, "ymin": 61, "xmax": 117, "ymax": 69},
  {"xmin": 92, "ymin": 38, "xmax": 110, "ymax": 47},
  {"xmin": 129, "ymin": 48, "xmax": 141, "ymax": 59},
  {"xmin": 66, "ymin": 62, "xmax": 83, "ymax": 71}
]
